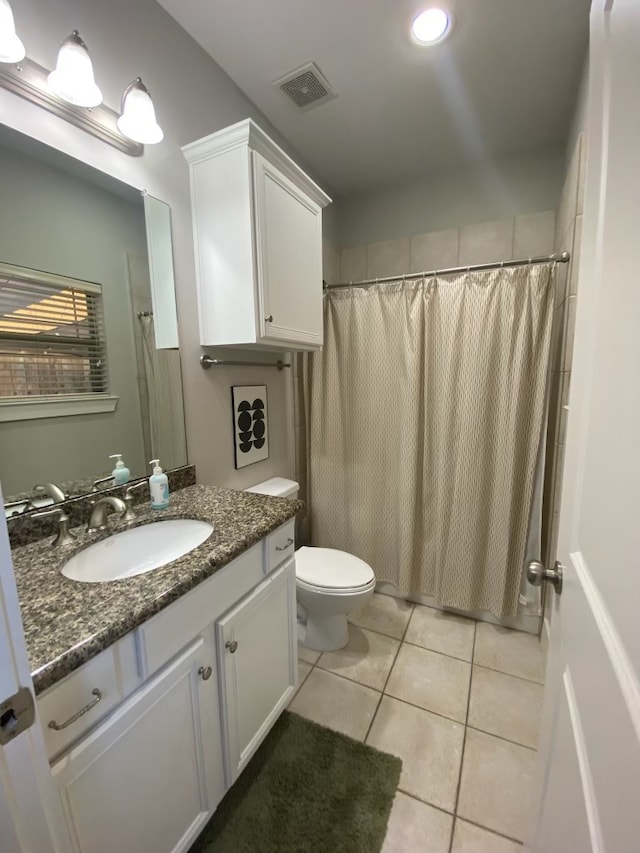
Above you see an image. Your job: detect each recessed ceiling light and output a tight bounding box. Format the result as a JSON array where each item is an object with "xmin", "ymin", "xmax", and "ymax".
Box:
[{"xmin": 410, "ymin": 8, "xmax": 452, "ymax": 46}]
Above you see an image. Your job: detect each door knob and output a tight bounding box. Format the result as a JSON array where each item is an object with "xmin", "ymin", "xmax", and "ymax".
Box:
[
  {"xmin": 526, "ymin": 559, "xmax": 563, "ymax": 594},
  {"xmin": 225, "ymin": 640, "xmax": 238, "ymax": 654}
]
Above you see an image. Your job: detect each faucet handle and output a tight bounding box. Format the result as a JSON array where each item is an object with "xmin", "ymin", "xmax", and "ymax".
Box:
[
  {"xmin": 123, "ymin": 481, "xmax": 148, "ymax": 523},
  {"xmin": 31, "ymin": 506, "xmax": 77, "ymax": 548}
]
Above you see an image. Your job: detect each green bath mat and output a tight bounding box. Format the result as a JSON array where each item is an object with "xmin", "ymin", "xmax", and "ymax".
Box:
[{"xmin": 190, "ymin": 711, "xmax": 402, "ymax": 853}]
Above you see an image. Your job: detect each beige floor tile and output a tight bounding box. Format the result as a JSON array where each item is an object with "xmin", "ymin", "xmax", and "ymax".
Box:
[
  {"xmin": 367, "ymin": 696, "xmax": 464, "ymax": 811},
  {"xmin": 297, "ymin": 644, "xmax": 321, "ymax": 665},
  {"xmin": 386, "ymin": 644, "xmax": 471, "ymax": 723},
  {"xmin": 452, "ymin": 819, "xmax": 522, "ymax": 852},
  {"xmin": 468, "ymin": 666, "xmax": 543, "ymax": 748},
  {"xmin": 474, "ymin": 623, "xmax": 545, "ymax": 683},
  {"xmin": 405, "ymin": 605, "xmax": 476, "ymax": 661},
  {"xmin": 458, "ymin": 728, "xmax": 537, "ymax": 842},
  {"xmin": 349, "ymin": 592, "xmax": 414, "ymax": 639},
  {"xmin": 382, "ymin": 792, "xmax": 453, "ymax": 853},
  {"xmin": 288, "ymin": 668, "xmax": 380, "ymax": 741},
  {"xmin": 318, "ymin": 626, "xmax": 400, "ymax": 690}
]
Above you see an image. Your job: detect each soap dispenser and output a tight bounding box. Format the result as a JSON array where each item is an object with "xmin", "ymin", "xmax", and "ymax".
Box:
[
  {"xmin": 109, "ymin": 454, "xmax": 130, "ymax": 486},
  {"xmin": 148, "ymin": 459, "xmax": 169, "ymax": 510}
]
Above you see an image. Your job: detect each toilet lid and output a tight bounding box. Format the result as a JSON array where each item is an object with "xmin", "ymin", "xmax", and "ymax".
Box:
[{"xmin": 295, "ymin": 547, "xmax": 375, "ymax": 590}]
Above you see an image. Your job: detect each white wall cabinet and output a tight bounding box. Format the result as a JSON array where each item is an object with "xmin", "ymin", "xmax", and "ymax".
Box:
[
  {"xmin": 52, "ymin": 637, "xmax": 218, "ymax": 853},
  {"xmin": 217, "ymin": 558, "xmax": 297, "ymax": 784},
  {"xmin": 182, "ymin": 119, "xmax": 331, "ymax": 350},
  {"xmin": 44, "ymin": 521, "xmax": 298, "ymax": 853}
]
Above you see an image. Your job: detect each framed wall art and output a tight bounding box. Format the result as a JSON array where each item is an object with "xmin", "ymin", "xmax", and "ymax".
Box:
[{"xmin": 231, "ymin": 384, "xmax": 269, "ymax": 468}]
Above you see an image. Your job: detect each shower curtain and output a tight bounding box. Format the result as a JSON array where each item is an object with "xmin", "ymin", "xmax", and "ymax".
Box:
[
  {"xmin": 301, "ymin": 264, "xmax": 554, "ymax": 618},
  {"xmin": 140, "ymin": 315, "xmax": 188, "ymax": 470}
]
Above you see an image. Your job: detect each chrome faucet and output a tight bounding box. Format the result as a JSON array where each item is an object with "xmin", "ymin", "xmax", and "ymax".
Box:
[
  {"xmin": 88, "ymin": 496, "xmax": 126, "ymax": 533},
  {"xmin": 31, "ymin": 506, "xmax": 77, "ymax": 549},
  {"xmin": 92, "ymin": 475, "xmax": 115, "ymax": 491},
  {"xmin": 122, "ymin": 481, "xmax": 148, "ymax": 523},
  {"xmin": 33, "ymin": 482, "xmax": 66, "ymax": 503}
]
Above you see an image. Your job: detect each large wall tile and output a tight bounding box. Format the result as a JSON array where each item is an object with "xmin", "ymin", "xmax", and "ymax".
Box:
[
  {"xmin": 513, "ymin": 210, "xmax": 556, "ymax": 258},
  {"xmin": 569, "ymin": 215, "xmax": 583, "ymax": 297},
  {"xmin": 366, "ymin": 238, "xmax": 411, "ymax": 279},
  {"xmin": 576, "ymin": 131, "xmax": 588, "ymax": 216},
  {"xmin": 554, "ymin": 135, "xmax": 582, "ymax": 251},
  {"xmin": 341, "ymin": 245, "xmax": 367, "ymax": 283},
  {"xmin": 322, "ymin": 240, "xmax": 341, "ymax": 285},
  {"xmin": 410, "ymin": 228, "xmax": 459, "ymax": 273},
  {"xmin": 458, "ymin": 218, "xmax": 514, "ymax": 265}
]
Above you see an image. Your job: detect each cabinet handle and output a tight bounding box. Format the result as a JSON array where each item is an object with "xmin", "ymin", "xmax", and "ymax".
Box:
[
  {"xmin": 225, "ymin": 640, "xmax": 238, "ymax": 654},
  {"xmin": 48, "ymin": 688, "xmax": 102, "ymax": 731},
  {"xmin": 198, "ymin": 666, "xmax": 213, "ymax": 681},
  {"xmin": 275, "ymin": 538, "xmax": 294, "ymax": 552},
  {"xmin": 265, "ymin": 314, "xmax": 273, "ymax": 323}
]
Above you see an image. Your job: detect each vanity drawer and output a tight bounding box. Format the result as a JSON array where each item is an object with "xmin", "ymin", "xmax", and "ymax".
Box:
[
  {"xmin": 139, "ymin": 542, "xmax": 263, "ymax": 677},
  {"xmin": 37, "ymin": 639, "xmax": 133, "ymax": 761},
  {"xmin": 265, "ymin": 519, "xmax": 295, "ymax": 573}
]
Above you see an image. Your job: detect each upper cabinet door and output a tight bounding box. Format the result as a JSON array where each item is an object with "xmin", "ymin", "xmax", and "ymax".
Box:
[{"xmin": 253, "ymin": 153, "xmax": 323, "ymax": 347}]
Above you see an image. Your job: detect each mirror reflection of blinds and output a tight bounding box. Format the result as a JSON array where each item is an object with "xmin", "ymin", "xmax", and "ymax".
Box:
[{"xmin": 0, "ymin": 264, "xmax": 108, "ymax": 399}]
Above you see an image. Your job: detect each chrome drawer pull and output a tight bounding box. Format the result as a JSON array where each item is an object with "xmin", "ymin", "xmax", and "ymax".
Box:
[
  {"xmin": 48, "ymin": 688, "xmax": 102, "ymax": 731},
  {"xmin": 275, "ymin": 538, "xmax": 294, "ymax": 552}
]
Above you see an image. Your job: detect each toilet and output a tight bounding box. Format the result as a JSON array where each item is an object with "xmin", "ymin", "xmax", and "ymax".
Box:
[{"xmin": 246, "ymin": 478, "xmax": 376, "ymax": 651}]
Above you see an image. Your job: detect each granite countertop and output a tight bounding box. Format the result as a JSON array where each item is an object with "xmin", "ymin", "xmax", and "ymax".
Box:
[{"xmin": 11, "ymin": 484, "xmax": 302, "ymax": 695}]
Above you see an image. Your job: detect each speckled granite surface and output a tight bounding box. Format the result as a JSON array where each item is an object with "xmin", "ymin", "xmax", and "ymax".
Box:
[
  {"xmin": 12, "ymin": 483, "xmax": 302, "ymax": 695},
  {"xmin": 7, "ymin": 465, "xmax": 196, "ymax": 548}
]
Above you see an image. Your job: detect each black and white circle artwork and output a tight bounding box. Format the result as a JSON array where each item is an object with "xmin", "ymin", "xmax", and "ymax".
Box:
[{"xmin": 231, "ymin": 385, "xmax": 269, "ymax": 468}]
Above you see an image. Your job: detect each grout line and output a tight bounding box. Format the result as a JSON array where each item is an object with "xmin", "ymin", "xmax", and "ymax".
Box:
[
  {"xmin": 448, "ymin": 620, "xmax": 477, "ymax": 853},
  {"xmin": 401, "ymin": 637, "xmax": 474, "ymax": 665},
  {"xmin": 396, "ymin": 787, "xmax": 454, "ymax": 817},
  {"xmin": 465, "ymin": 724, "xmax": 538, "ymax": 753},
  {"xmin": 363, "ymin": 603, "xmax": 415, "ymax": 744},
  {"xmin": 471, "ymin": 661, "xmax": 545, "ymax": 687},
  {"xmin": 454, "ymin": 815, "xmax": 525, "ymax": 847}
]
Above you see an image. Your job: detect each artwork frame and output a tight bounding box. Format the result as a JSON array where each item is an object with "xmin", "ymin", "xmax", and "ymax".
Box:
[{"xmin": 231, "ymin": 384, "xmax": 269, "ymax": 469}]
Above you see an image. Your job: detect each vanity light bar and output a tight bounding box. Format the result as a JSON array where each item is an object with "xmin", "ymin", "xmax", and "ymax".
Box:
[{"xmin": 0, "ymin": 57, "xmax": 143, "ymax": 156}]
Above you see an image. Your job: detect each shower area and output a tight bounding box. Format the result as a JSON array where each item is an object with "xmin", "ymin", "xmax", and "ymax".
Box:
[{"xmin": 294, "ymin": 197, "xmax": 583, "ymax": 633}]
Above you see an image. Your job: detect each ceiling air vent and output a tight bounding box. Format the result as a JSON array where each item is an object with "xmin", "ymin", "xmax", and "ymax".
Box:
[{"xmin": 273, "ymin": 62, "xmax": 337, "ymax": 112}]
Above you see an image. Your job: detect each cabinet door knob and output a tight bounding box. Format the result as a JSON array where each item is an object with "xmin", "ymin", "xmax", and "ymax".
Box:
[
  {"xmin": 225, "ymin": 640, "xmax": 238, "ymax": 654},
  {"xmin": 265, "ymin": 314, "xmax": 273, "ymax": 323},
  {"xmin": 198, "ymin": 665, "xmax": 213, "ymax": 681}
]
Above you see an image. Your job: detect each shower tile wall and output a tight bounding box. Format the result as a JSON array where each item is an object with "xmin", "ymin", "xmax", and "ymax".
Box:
[
  {"xmin": 541, "ymin": 133, "xmax": 587, "ymax": 585},
  {"xmin": 335, "ymin": 209, "xmax": 556, "ymax": 282}
]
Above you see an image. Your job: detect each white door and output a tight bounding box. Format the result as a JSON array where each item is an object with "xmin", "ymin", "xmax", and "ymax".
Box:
[
  {"xmin": 0, "ymin": 491, "xmax": 70, "ymax": 852},
  {"xmin": 216, "ymin": 559, "xmax": 297, "ymax": 785},
  {"xmin": 527, "ymin": 1, "xmax": 640, "ymax": 850},
  {"xmin": 252, "ymin": 152, "xmax": 323, "ymax": 347},
  {"xmin": 52, "ymin": 636, "xmax": 218, "ymax": 853}
]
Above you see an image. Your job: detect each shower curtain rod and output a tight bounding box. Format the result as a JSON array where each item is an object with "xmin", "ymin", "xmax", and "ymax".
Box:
[{"xmin": 324, "ymin": 251, "xmax": 570, "ymax": 290}]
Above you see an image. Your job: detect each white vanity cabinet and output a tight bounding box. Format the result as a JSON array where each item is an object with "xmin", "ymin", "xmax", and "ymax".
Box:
[
  {"xmin": 217, "ymin": 558, "xmax": 297, "ymax": 784},
  {"xmin": 44, "ymin": 520, "xmax": 298, "ymax": 853},
  {"xmin": 51, "ymin": 636, "xmax": 219, "ymax": 853},
  {"xmin": 182, "ymin": 119, "xmax": 331, "ymax": 350}
]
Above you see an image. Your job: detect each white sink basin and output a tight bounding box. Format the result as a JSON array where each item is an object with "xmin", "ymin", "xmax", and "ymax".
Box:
[{"xmin": 61, "ymin": 520, "xmax": 214, "ymax": 583}]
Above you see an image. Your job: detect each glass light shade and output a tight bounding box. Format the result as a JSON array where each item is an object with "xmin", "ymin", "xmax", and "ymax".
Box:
[
  {"xmin": 0, "ymin": 0, "xmax": 25, "ymax": 63},
  {"xmin": 411, "ymin": 8, "xmax": 452, "ymax": 45},
  {"xmin": 117, "ymin": 78, "xmax": 163, "ymax": 145},
  {"xmin": 47, "ymin": 30, "xmax": 102, "ymax": 108}
]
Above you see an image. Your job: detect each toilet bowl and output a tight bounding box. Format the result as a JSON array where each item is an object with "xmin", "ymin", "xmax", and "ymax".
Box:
[{"xmin": 246, "ymin": 477, "xmax": 376, "ymax": 651}]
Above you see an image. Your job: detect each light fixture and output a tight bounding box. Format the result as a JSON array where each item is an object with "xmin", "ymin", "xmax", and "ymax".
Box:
[
  {"xmin": 410, "ymin": 8, "xmax": 452, "ymax": 46},
  {"xmin": 0, "ymin": 0, "xmax": 25, "ymax": 63},
  {"xmin": 117, "ymin": 77, "xmax": 163, "ymax": 145},
  {"xmin": 47, "ymin": 30, "xmax": 102, "ymax": 108}
]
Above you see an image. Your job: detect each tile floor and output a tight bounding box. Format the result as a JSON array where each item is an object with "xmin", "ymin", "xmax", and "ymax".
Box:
[{"xmin": 290, "ymin": 592, "xmax": 546, "ymax": 853}]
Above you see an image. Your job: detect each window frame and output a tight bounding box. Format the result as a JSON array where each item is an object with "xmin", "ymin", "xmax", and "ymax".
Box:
[{"xmin": 0, "ymin": 262, "xmax": 118, "ymax": 422}]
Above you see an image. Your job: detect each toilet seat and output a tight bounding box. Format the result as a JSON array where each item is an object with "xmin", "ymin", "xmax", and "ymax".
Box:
[{"xmin": 295, "ymin": 547, "xmax": 375, "ymax": 593}]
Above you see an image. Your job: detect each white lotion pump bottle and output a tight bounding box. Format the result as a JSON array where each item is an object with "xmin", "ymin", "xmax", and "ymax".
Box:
[
  {"xmin": 110, "ymin": 454, "xmax": 130, "ymax": 485},
  {"xmin": 148, "ymin": 459, "xmax": 169, "ymax": 509}
]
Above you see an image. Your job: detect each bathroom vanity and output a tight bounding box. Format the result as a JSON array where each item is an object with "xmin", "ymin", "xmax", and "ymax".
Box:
[{"xmin": 11, "ymin": 484, "xmax": 300, "ymax": 853}]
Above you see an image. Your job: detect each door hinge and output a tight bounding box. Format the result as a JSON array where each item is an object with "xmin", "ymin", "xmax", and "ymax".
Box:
[{"xmin": 0, "ymin": 686, "xmax": 36, "ymax": 745}]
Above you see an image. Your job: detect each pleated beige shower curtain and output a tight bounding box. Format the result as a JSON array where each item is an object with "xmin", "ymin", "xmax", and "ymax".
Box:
[{"xmin": 300, "ymin": 264, "xmax": 554, "ymax": 618}]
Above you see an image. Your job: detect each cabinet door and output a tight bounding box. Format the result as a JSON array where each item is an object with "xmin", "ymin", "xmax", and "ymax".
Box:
[
  {"xmin": 252, "ymin": 152, "xmax": 323, "ymax": 347},
  {"xmin": 52, "ymin": 637, "xmax": 221, "ymax": 853},
  {"xmin": 217, "ymin": 559, "xmax": 297, "ymax": 784}
]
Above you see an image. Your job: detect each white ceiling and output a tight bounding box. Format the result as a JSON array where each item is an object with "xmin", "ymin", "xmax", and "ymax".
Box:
[{"xmin": 157, "ymin": 0, "xmax": 590, "ymax": 197}]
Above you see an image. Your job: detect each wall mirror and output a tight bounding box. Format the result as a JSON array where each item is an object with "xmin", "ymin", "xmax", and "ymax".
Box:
[{"xmin": 0, "ymin": 125, "xmax": 187, "ymax": 515}]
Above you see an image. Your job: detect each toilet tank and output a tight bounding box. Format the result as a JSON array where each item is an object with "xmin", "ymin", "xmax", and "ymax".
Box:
[{"xmin": 246, "ymin": 477, "xmax": 299, "ymax": 500}]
